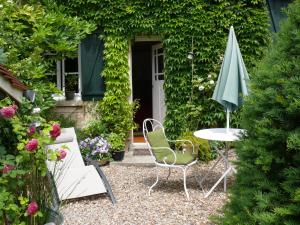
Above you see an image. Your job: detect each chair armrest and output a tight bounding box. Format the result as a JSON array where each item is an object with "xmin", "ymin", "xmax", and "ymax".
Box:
[
  {"xmin": 168, "ymin": 139, "xmax": 195, "ymax": 154},
  {"xmin": 151, "ymin": 147, "xmax": 177, "ymax": 165}
]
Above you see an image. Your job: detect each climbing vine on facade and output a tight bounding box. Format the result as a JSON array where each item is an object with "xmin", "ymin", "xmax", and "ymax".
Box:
[{"xmin": 58, "ymin": 0, "xmax": 270, "ymax": 138}]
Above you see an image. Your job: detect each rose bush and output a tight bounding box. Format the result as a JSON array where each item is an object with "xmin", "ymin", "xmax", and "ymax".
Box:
[{"xmin": 0, "ymin": 97, "xmax": 64, "ymax": 225}]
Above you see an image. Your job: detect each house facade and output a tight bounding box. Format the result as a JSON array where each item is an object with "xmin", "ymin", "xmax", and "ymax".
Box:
[{"xmin": 53, "ymin": 0, "xmax": 291, "ymax": 143}]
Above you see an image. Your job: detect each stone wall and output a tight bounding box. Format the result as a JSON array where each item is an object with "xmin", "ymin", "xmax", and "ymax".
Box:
[{"xmin": 53, "ymin": 100, "xmax": 97, "ymax": 129}]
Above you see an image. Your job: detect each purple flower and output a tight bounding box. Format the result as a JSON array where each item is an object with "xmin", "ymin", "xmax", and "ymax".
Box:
[{"xmin": 80, "ymin": 136, "xmax": 110, "ymax": 158}]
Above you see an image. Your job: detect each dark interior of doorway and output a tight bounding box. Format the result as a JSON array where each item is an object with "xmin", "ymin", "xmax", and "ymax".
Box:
[{"xmin": 132, "ymin": 41, "xmax": 159, "ymax": 138}]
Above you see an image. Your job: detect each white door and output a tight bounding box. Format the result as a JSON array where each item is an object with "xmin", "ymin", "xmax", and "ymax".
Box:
[{"xmin": 152, "ymin": 43, "xmax": 166, "ymax": 123}]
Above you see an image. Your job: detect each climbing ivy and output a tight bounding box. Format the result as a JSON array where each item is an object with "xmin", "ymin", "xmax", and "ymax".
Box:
[{"xmin": 57, "ymin": 0, "xmax": 270, "ymax": 138}]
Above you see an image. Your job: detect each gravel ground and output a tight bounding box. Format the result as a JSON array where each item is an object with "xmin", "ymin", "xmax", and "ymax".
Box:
[{"xmin": 61, "ymin": 155, "xmax": 235, "ymax": 225}]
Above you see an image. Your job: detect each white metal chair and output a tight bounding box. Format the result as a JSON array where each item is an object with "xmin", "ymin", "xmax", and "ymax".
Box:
[{"xmin": 143, "ymin": 118, "xmax": 198, "ymax": 200}]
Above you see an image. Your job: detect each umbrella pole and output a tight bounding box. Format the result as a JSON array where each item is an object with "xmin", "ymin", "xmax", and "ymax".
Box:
[{"xmin": 226, "ymin": 109, "xmax": 230, "ymax": 133}]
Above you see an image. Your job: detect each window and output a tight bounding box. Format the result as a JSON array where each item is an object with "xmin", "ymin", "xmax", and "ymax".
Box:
[
  {"xmin": 47, "ymin": 32, "xmax": 105, "ymax": 101},
  {"xmin": 47, "ymin": 48, "xmax": 81, "ymax": 101}
]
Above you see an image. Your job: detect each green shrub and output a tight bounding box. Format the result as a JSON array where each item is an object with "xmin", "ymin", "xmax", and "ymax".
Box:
[
  {"xmin": 214, "ymin": 1, "xmax": 300, "ymax": 224},
  {"xmin": 177, "ymin": 132, "xmax": 212, "ymax": 162}
]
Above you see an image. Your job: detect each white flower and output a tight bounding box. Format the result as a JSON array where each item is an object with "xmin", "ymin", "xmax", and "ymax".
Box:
[
  {"xmin": 209, "ymin": 80, "xmax": 214, "ymax": 85},
  {"xmin": 207, "ymin": 74, "xmax": 212, "ymax": 79},
  {"xmin": 198, "ymin": 85, "xmax": 205, "ymax": 91},
  {"xmin": 0, "ymin": 4, "xmax": 3, "ymax": 8}
]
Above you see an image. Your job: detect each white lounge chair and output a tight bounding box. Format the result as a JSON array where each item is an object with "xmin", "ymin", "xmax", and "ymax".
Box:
[{"xmin": 46, "ymin": 127, "xmax": 116, "ymax": 204}]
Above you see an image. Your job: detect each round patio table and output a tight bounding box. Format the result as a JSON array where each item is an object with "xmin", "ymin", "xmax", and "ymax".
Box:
[{"xmin": 194, "ymin": 128, "xmax": 244, "ymax": 198}]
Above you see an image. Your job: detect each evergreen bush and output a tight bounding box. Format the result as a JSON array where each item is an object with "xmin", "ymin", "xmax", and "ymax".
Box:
[{"xmin": 214, "ymin": 1, "xmax": 300, "ymax": 224}]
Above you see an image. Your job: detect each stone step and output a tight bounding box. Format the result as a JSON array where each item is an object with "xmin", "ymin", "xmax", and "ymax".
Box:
[{"xmin": 111, "ymin": 150, "xmax": 154, "ymax": 167}]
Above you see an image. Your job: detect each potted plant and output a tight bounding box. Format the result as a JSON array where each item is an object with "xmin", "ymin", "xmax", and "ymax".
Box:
[
  {"xmin": 64, "ymin": 75, "xmax": 78, "ymax": 100},
  {"xmin": 108, "ymin": 133, "xmax": 126, "ymax": 161},
  {"xmin": 79, "ymin": 136, "xmax": 111, "ymax": 166}
]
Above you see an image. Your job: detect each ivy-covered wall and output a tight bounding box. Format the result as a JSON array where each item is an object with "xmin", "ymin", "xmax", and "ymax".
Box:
[{"xmin": 58, "ymin": 0, "xmax": 270, "ymax": 138}]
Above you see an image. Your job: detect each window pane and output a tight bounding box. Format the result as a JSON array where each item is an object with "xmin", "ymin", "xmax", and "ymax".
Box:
[
  {"xmin": 65, "ymin": 74, "xmax": 79, "ymax": 92},
  {"xmin": 158, "ymin": 55, "xmax": 164, "ymax": 73},
  {"xmin": 65, "ymin": 58, "xmax": 78, "ymax": 73}
]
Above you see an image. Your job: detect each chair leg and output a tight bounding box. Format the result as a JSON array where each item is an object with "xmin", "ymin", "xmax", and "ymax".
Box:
[
  {"xmin": 183, "ymin": 167, "xmax": 190, "ymax": 200},
  {"xmin": 149, "ymin": 166, "xmax": 159, "ymax": 195},
  {"xmin": 166, "ymin": 168, "xmax": 171, "ymax": 180}
]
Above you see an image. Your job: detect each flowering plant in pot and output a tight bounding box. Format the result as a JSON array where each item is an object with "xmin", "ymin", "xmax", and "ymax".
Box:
[
  {"xmin": 0, "ymin": 97, "xmax": 65, "ymax": 225},
  {"xmin": 79, "ymin": 136, "xmax": 111, "ymax": 166}
]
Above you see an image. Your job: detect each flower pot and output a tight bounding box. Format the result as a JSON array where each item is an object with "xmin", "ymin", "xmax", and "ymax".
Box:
[
  {"xmin": 112, "ymin": 151, "xmax": 125, "ymax": 161},
  {"xmin": 65, "ymin": 91, "xmax": 75, "ymax": 100},
  {"xmin": 98, "ymin": 159, "xmax": 110, "ymax": 166}
]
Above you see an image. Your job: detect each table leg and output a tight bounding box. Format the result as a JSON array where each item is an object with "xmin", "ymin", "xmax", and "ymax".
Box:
[
  {"xmin": 204, "ymin": 166, "xmax": 233, "ymax": 198},
  {"xmin": 198, "ymin": 155, "xmax": 222, "ymax": 185}
]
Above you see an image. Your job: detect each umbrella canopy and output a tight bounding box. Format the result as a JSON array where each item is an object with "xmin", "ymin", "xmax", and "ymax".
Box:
[{"xmin": 212, "ymin": 26, "xmax": 249, "ymax": 129}]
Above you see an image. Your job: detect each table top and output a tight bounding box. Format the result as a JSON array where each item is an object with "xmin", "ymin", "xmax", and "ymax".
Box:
[{"xmin": 194, "ymin": 128, "xmax": 244, "ymax": 142}]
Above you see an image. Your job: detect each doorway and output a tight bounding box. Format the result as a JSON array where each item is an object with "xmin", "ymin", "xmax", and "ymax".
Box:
[{"xmin": 131, "ymin": 41, "xmax": 164, "ymax": 141}]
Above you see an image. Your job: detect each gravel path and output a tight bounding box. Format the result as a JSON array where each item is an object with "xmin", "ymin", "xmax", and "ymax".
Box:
[{"xmin": 61, "ymin": 157, "xmax": 235, "ymax": 225}]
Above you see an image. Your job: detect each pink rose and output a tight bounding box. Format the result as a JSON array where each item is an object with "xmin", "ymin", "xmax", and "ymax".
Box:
[
  {"xmin": 27, "ymin": 126, "xmax": 36, "ymax": 136},
  {"xmin": 50, "ymin": 124, "xmax": 61, "ymax": 139},
  {"xmin": 26, "ymin": 139, "xmax": 38, "ymax": 152},
  {"xmin": 12, "ymin": 104, "xmax": 18, "ymax": 111},
  {"xmin": 27, "ymin": 201, "xmax": 38, "ymax": 216},
  {"xmin": 2, "ymin": 164, "xmax": 14, "ymax": 174},
  {"xmin": 57, "ymin": 149, "xmax": 67, "ymax": 160},
  {"xmin": 0, "ymin": 106, "xmax": 16, "ymax": 119}
]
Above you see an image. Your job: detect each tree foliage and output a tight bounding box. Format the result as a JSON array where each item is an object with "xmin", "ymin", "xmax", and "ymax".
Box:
[
  {"xmin": 58, "ymin": 0, "xmax": 270, "ymax": 138},
  {"xmin": 214, "ymin": 1, "xmax": 300, "ymax": 224},
  {"xmin": 0, "ymin": 0, "xmax": 95, "ymax": 115}
]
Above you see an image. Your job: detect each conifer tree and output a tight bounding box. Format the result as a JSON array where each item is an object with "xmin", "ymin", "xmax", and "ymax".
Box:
[{"xmin": 216, "ymin": 0, "xmax": 300, "ymax": 224}]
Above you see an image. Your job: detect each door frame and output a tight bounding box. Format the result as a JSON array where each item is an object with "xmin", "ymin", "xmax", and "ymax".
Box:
[{"xmin": 129, "ymin": 36, "xmax": 162, "ymax": 149}]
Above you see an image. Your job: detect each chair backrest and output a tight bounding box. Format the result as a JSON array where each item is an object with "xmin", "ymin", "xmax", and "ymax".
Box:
[{"xmin": 143, "ymin": 118, "xmax": 172, "ymax": 161}]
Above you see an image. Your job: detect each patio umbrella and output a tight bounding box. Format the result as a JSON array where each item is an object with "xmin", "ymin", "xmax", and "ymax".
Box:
[{"xmin": 212, "ymin": 26, "xmax": 249, "ymax": 132}]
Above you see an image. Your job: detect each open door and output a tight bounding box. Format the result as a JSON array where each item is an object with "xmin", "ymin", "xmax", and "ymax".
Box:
[{"xmin": 152, "ymin": 43, "xmax": 165, "ymax": 123}]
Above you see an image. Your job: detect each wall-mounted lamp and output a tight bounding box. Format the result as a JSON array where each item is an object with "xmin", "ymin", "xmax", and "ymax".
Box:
[{"xmin": 187, "ymin": 51, "xmax": 194, "ymax": 60}]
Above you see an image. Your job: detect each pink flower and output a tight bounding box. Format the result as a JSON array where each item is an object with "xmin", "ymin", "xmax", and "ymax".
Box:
[
  {"xmin": 50, "ymin": 124, "xmax": 61, "ymax": 139},
  {"xmin": 12, "ymin": 104, "xmax": 18, "ymax": 111},
  {"xmin": 0, "ymin": 106, "xmax": 16, "ymax": 119},
  {"xmin": 27, "ymin": 126, "xmax": 36, "ymax": 136},
  {"xmin": 25, "ymin": 139, "xmax": 38, "ymax": 152},
  {"xmin": 2, "ymin": 164, "xmax": 14, "ymax": 174},
  {"xmin": 27, "ymin": 201, "xmax": 38, "ymax": 216},
  {"xmin": 57, "ymin": 149, "xmax": 67, "ymax": 160}
]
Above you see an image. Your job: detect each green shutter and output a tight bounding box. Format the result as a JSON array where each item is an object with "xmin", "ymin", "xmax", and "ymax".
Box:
[
  {"xmin": 81, "ymin": 32, "xmax": 105, "ymax": 101},
  {"xmin": 267, "ymin": 0, "xmax": 292, "ymax": 32}
]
